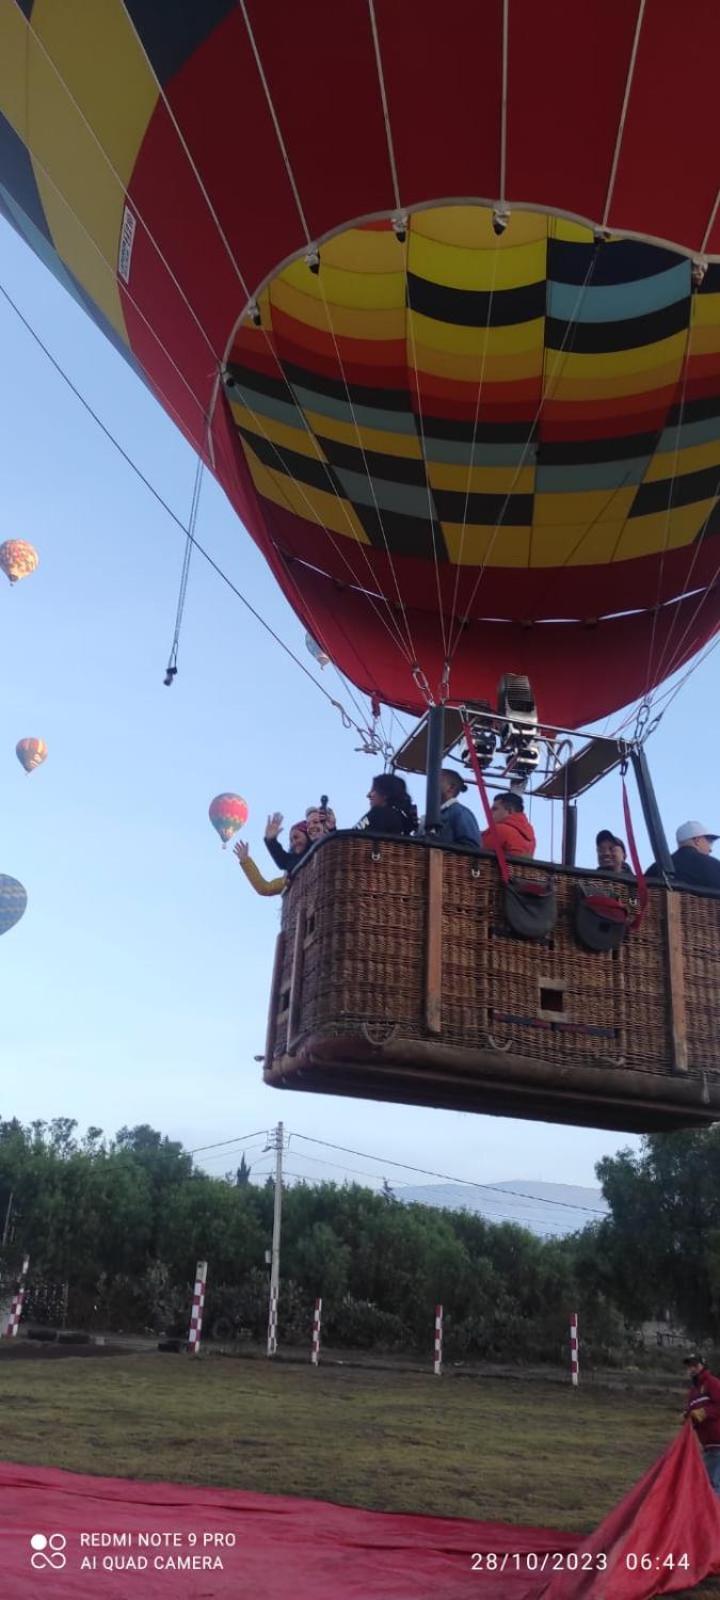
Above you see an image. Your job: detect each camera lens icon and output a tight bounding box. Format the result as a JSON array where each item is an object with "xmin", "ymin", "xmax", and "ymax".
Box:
[{"xmin": 30, "ymin": 1533, "xmax": 67, "ymax": 1570}]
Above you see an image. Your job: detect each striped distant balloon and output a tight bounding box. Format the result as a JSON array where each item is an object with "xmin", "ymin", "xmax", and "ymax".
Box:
[
  {"xmin": 0, "ymin": 876, "xmax": 27, "ymax": 937},
  {"xmin": 16, "ymin": 738, "xmax": 48, "ymax": 774},
  {"xmin": 209, "ymin": 793, "xmax": 249, "ymax": 848},
  {"xmin": 0, "ymin": 541, "xmax": 38, "ymax": 585}
]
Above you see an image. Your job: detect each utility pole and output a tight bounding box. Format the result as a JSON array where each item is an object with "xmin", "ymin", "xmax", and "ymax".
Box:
[
  {"xmin": 1, "ymin": 1191, "xmax": 13, "ymax": 1250},
  {"xmin": 266, "ymin": 1122, "xmax": 284, "ymax": 1356}
]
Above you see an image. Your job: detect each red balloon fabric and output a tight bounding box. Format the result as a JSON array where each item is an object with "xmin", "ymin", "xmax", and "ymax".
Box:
[{"xmin": 0, "ymin": 1429, "xmax": 719, "ymax": 1600}]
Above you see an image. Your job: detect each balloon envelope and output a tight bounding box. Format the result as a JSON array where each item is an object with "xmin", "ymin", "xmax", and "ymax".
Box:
[
  {"xmin": 0, "ymin": 540, "xmax": 38, "ymax": 586},
  {"xmin": 0, "ymin": 876, "xmax": 27, "ymax": 937},
  {"xmin": 16, "ymin": 738, "xmax": 48, "ymax": 774},
  {"xmin": 3, "ymin": 7, "xmax": 720, "ymax": 722},
  {"xmin": 209, "ymin": 793, "xmax": 249, "ymax": 847}
]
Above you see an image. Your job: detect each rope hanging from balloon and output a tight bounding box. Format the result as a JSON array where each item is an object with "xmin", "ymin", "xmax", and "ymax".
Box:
[
  {"xmin": 0, "ymin": 276, "xmax": 380, "ymax": 754},
  {"xmin": 163, "ymin": 456, "xmax": 203, "ymax": 685}
]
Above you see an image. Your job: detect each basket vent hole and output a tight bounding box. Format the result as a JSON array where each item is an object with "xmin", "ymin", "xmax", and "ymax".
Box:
[{"xmin": 540, "ymin": 985, "xmax": 564, "ymax": 1014}]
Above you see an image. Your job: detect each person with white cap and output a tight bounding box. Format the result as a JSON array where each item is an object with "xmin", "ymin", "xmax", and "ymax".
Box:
[{"xmin": 647, "ymin": 820, "xmax": 720, "ymax": 888}]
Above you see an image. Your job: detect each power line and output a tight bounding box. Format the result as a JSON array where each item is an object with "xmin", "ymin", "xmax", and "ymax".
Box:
[
  {"xmin": 188, "ymin": 1130, "xmax": 268, "ymax": 1156},
  {"xmin": 291, "ymin": 1133, "xmax": 607, "ymax": 1216},
  {"xmin": 190, "ymin": 1127, "xmax": 606, "ymax": 1216}
]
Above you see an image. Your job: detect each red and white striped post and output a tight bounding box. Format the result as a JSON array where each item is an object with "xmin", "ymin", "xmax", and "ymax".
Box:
[
  {"xmin": 570, "ymin": 1311, "xmax": 579, "ymax": 1387},
  {"xmin": 434, "ymin": 1304, "xmax": 443, "ymax": 1376},
  {"xmin": 5, "ymin": 1255, "xmax": 30, "ymax": 1338},
  {"xmin": 187, "ymin": 1260, "xmax": 207, "ymax": 1356},
  {"xmin": 311, "ymin": 1298, "xmax": 322, "ymax": 1366},
  {"xmin": 267, "ymin": 1286, "xmax": 278, "ymax": 1356}
]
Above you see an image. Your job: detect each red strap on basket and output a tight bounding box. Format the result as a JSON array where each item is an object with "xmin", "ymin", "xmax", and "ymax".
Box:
[
  {"xmin": 622, "ymin": 774, "xmax": 648, "ymax": 930},
  {"xmin": 461, "ymin": 719, "xmax": 510, "ymax": 885}
]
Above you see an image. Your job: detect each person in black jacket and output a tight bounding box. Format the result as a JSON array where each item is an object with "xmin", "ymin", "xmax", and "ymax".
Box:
[
  {"xmin": 264, "ymin": 814, "xmax": 309, "ymax": 872},
  {"xmin": 647, "ymin": 819, "xmax": 720, "ymax": 889},
  {"xmin": 357, "ymin": 774, "xmax": 417, "ymax": 837}
]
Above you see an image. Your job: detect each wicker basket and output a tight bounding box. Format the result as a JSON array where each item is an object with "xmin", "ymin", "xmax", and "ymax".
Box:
[{"xmin": 265, "ymin": 834, "xmax": 720, "ymax": 1130}]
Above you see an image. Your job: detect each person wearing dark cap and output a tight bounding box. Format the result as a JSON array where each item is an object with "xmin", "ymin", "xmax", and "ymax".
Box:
[
  {"xmin": 437, "ymin": 768, "xmax": 481, "ymax": 849},
  {"xmin": 683, "ymin": 1354, "xmax": 720, "ymax": 1491},
  {"xmin": 596, "ymin": 830, "xmax": 633, "ymax": 876},
  {"xmin": 647, "ymin": 821, "xmax": 720, "ymax": 889}
]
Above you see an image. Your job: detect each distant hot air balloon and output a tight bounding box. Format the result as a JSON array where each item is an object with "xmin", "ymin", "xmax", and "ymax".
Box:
[
  {"xmin": 209, "ymin": 793, "xmax": 249, "ymax": 848},
  {"xmin": 0, "ymin": 875, "xmax": 27, "ymax": 937},
  {"xmin": 16, "ymin": 738, "xmax": 47, "ymax": 774},
  {"xmin": 305, "ymin": 633, "xmax": 330, "ymax": 670},
  {"xmin": 0, "ymin": 540, "xmax": 38, "ymax": 586}
]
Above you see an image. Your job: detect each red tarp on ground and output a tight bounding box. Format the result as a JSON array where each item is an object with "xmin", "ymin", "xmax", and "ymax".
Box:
[{"xmin": 1, "ymin": 1428, "xmax": 719, "ymax": 1600}]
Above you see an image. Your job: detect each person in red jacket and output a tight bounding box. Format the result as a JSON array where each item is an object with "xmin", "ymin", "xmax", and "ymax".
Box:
[
  {"xmin": 684, "ymin": 1354, "xmax": 720, "ymax": 1491},
  {"xmin": 481, "ymin": 792, "xmax": 536, "ymax": 858}
]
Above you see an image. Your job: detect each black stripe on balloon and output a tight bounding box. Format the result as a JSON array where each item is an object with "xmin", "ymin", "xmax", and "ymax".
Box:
[
  {"xmin": 538, "ymin": 430, "xmax": 662, "ymax": 466},
  {"xmin": 352, "ymin": 504, "xmax": 449, "ymax": 560},
  {"xmin": 666, "ymin": 392, "xmax": 720, "ymax": 428},
  {"xmin": 227, "ymin": 363, "xmax": 300, "ymax": 405},
  {"xmin": 406, "ymin": 272, "xmax": 545, "ymax": 328},
  {"xmin": 547, "ymin": 237, "xmax": 683, "ymax": 286},
  {"xmin": 423, "ymin": 416, "xmax": 539, "ymax": 444},
  {"xmin": 281, "ymin": 361, "xmax": 411, "ymax": 412},
  {"xmin": 546, "ymin": 295, "xmax": 689, "ymax": 354},
  {"xmin": 123, "ymin": 0, "xmax": 233, "ymax": 86},
  {"xmin": 432, "ymin": 489, "xmax": 533, "ymax": 525},
  {"xmin": 320, "ymin": 438, "xmax": 428, "ymax": 485},
  {"xmin": 629, "ymin": 462, "xmax": 720, "ymax": 519},
  {"xmin": 237, "ymin": 428, "xmax": 344, "ymax": 495}
]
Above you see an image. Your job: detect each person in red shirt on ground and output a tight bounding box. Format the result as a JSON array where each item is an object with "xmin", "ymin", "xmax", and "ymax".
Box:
[
  {"xmin": 684, "ymin": 1353, "xmax": 720, "ymax": 1492},
  {"xmin": 481, "ymin": 792, "xmax": 536, "ymax": 858}
]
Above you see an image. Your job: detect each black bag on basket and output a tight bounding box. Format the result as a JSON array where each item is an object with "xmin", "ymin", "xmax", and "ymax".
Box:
[
  {"xmin": 575, "ymin": 889, "xmax": 629, "ymax": 952},
  {"xmin": 504, "ymin": 876, "xmax": 557, "ymax": 940}
]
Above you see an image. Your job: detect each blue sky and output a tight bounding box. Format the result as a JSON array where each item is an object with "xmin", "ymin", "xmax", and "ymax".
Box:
[{"xmin": 1, "ymin": 214, "xmax": 718, "ymax": 1199}]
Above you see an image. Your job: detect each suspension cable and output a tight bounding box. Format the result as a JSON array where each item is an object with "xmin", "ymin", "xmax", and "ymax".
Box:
[
  {"xmin": 0, "ymin": 275, "xmax": 375, "ymax": 739},
  {"xmin": 163, "ymin": 457, "xmax": 203, "ymax": 685}
]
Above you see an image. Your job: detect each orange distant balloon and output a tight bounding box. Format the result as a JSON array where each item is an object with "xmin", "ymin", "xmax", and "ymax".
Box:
[
  {"xmin": 0, "ymin": 540, "xmax": 38, "ymax": 585},
  {"xmin": 16, "ymin": 738, "xmax": 48, "ymax": 774}
]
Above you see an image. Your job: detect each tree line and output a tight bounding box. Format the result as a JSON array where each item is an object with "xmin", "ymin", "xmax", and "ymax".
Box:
[{"xmin": 1, "ymin": 1116, "xmax": 719, "ymax": 1361}]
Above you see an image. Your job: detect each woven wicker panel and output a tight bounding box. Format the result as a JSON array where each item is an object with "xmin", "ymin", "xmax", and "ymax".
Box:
[
  {"xmin": 270, "ymin": 836, "xmax": 720, "ymax": 1085},
  {"xmin": 681, "ymin": 892, "xmax": 720, "ymax": 1069}
]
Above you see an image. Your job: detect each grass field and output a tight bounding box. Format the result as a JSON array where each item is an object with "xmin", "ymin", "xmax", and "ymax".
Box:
[{"xmin": 1, "ymin": 1351, "xmax": 719, "ymax": 1596}]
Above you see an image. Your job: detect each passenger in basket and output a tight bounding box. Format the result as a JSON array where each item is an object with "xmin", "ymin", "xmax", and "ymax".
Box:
[
  {"xmin": 235, "ymin": 839, "xmax": 286, "ymax": 897},
  {"xmin": 306, "ymin": 805, "xmax": 336, "ymax": 839},
  {"xmin": 438, "ymin": 769, "xmax": 481, "ymax": 849},
  {"xmin": 264, "ymin": 814, "xmax": 309, "ymax": 873},
  {"xmin": 357, "ymin": 773, "xmax": 417, "ymax": 837},
  {"xmin": 481, "ymin": 792, "xmax": 536, "ymax": 858},
  {"xmin": 647, "ymin": 820, "xmax": 720, "ymax": 889},
  {"xmin": 595, "ymin": 830, "xmax": 633, "ymax": 876},
  {"xmin": 683, "ymin": 1353, "xmax": 720, "ymax": 1493}
]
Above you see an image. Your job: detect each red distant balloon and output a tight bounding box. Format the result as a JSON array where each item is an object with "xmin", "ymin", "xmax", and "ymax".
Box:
[{"xmin": 209, "ymin": 793, "xmax": 249, "ymax": 848}]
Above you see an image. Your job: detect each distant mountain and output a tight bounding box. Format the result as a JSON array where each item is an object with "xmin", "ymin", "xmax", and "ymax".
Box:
[{"xmin": 397, "ymin": 1179, "xmax": 608, "ymax": 1239}]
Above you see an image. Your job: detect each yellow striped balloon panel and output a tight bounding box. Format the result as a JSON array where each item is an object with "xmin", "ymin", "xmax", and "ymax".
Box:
[{"xmin": 227, "ymin": 207, "xmax": 720, "ymax": 596}]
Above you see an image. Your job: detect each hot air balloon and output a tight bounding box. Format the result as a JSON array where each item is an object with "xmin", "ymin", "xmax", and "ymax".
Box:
[
  {"xmin": 0, "ymin": 876, "xmax": 27, "ymax": 938},
  {"xmin": 305, "ymin": 633, "xmax": 330, "ymax": 670},
  {"xmin": 209, "ymin": 793, "xmax": 249, "ymax": 848},
  {"xmin": 0, "ymin": 540, "xmax": 38, "ymax": 586},
  {"xmin": 3, "ymin": 6, "xmax": 720, "ymax": 1129},
  {"xmin": 15, "ymin": 738, "xmax": 47, "ymax": 774}
]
